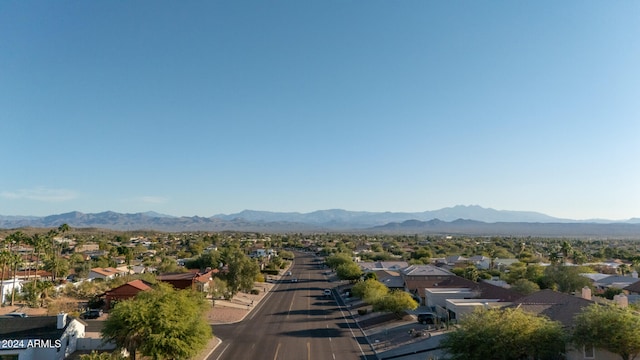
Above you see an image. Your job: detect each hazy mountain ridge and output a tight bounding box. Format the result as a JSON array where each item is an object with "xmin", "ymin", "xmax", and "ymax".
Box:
[
  {"xmin": 213, "ymin": 205, "xmax": 566, "ymax": 226},
  {"xmin": 0, "ymin": 206, "xmax": 639, "ymax": 236},
  {"xmin": 373, "ymin": 219, "xmax": 640, "ymax": 237}
]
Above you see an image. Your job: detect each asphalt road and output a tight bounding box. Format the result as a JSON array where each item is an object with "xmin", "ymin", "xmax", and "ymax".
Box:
[{"xmin": 208, "ymin": 252, "xmax": 377, "ymax": 360}]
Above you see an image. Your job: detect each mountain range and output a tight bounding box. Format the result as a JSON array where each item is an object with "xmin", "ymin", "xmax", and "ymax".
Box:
[{"xmin": 1, "ymin": 205, "xmax": 639, "ymax": 237}]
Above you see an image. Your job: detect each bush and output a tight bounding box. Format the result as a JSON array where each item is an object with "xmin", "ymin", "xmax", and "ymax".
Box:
[
  {"xmin": 250, "ymin": 289, "xmax": 260, "ymax": 295},
  {"xmin": 358, "ymin": 308, "xmax": 368, "ymax": 315},
  {"xmin": 262, "ymin": 269, "xmax": 279, "ymax": 276}
]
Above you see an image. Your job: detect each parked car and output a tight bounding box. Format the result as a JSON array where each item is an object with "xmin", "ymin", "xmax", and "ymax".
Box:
[
  {"xmin": 286, "ymin": 271, "xmax": 292, "ymax": 276},
  {"xmin": 417, "ymin": 312, "xmax": 437, "ymax": 325},
  {"xmin": 323, "ymin": 289, "xmax": 332, "ymax": 296},
  {"xmin": 291, "ymin": 278, "xmax": 298, "ymax": 283},
  {"xmin": 4, "ymin": 312, "xmax": 27, "ymax": 318},
  {"xmin": 80, "ymin": 309, "xmax": 103, "ymax": 319}
]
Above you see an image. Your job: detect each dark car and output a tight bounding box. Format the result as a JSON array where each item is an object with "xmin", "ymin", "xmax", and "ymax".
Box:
[
  {"xmin": 80, "ymin": 309, "xmax": 103, "ymax": 319},
  {"xmin": 417, "ymin": 312, "xmax": 437, "ymax": 325},
  {"xmin": 4, "ymin": 312, "xmax": 28, "ymax": 318}
]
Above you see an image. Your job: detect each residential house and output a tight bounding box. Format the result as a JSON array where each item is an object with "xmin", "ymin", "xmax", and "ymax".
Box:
[
  {"xmin": 468, "ymin": 255, "xmax": 492, "ymax": 270},
  {"xmin": 0, "ymin": 313, "xmax": 85, "ymax": 360},
  {"xmin": 0, "ymin": 279, "xmax": 22, "ymax": 305},
  {"xmin": 401, "ymin": 265, "xmax": 469, "ymax": 304},
  {"xmin": 508, "ymin": 289, "xmax": 620, "ymax": 360},
  {"xmin": 589, "ymin": 274, "xmax": 640, "ymax": 292},
  {"xmin": 103, "ymin": 279, "xmax": 153, "ymax": 309},
  {"xmin": 358, "ymin": 261, "xmax": 408, "ymax": 272},
  {"xmin": 115, "ymin": 265, "xmax": 148, "ymax": 275},
  {"xmin": 73, "ymin": 243, "xmax": 99, "ymax": 253},
  {"xmin": 157, "ymin": 269, "xmax": 217, "ymax": 292},
  {"xmin": 374, "ymin": 270, "xmax": 405, "ymax": 290},
  {"xmin": 493, "ymin": 258, "xmax": 520, "ymax": 270},
  {"xmin": 88, "ymin": 267, "xmax": 124, "ymax": 281},
  {"xmin": 424, "ymin": 280, "xmax": 522, "ymax": 321},
  {"xmin": 249, "ymin": 248, "xmax": 277, "ymax": 259},
  {"xmin": 621, "ymin": 280, "xmax": 640, "ymax": 304}
]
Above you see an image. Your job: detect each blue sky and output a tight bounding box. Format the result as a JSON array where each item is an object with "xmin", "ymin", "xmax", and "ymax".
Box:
[{"xmin": 1, "ymin": 1, "xmax": 638, "ymax": 220}]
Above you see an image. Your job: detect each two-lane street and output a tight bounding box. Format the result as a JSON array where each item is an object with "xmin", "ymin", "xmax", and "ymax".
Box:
[{"xmin": 209, "ymin": 252, "xmax": 376, "ymax": 360}]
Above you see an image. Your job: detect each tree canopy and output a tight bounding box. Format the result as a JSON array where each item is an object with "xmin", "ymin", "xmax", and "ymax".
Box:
[
  {"xmin": 221, "ymin": 247, "xmax": 260, "ymax": 295},
  {"xmin": 351, "ymin": 279, "xmax": 417, "ymax": 315},
  {"xmin": 351, "ymin": 278, "xmax": 388, "ymax": 303},
  {"xmin": 541, "ymin": 265, "xmax": 592, "ymax": 293},
  {"xmin": 335, "ymin": 262, "xmax": 363, "ymax": 282},
  {"xmin": 572, "ymin": 304, "xmax": 640, "ymax": 360},
  {"xmin": 372, "ymin": 290, "xmax": 418, "ymax": 314},
  {"xmin": 101, "ymin": 283, "xmax": 212, "ymax": 360},
  {"xmin": 441, "ymin": 308, "xmax": 566, "ymax": 360},
  {"xmin": 325, "ymin": 253, "xmax": 354, "ymax": 270}
]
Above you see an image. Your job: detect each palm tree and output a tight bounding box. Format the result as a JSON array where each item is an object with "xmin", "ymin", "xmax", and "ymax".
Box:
[
  {"xmin": 29, "ymin": 233, "xmax": 49, "ymax": 287},
  {"xmin": 9, "ymin": 252, "xmax": 23, "ymax": 306},
  {"xmin": 58, "ymin": 223, "xmax": 71, "ymax": 235},
  {"xmin": 618, "ymin": 264, "xmax": 630, "ymax": 276},
  {"xmin": 560, "ymin": 241, "xmax": 573, "ymax": 265},
  {"xmin": 0, "ymin": 250, "xmax": 10, "ymax": 306}
]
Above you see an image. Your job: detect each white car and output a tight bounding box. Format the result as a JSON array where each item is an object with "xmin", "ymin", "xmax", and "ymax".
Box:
[{"xmin": 323, "ymin": 289, "xmax": 332, "ymax": 296}]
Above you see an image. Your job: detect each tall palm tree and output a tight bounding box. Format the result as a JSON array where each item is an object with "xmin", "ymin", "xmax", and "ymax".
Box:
[
  {"xmin": 9, "ymin": 252, "xmax": 23, "ymax": 306},
  {"xmin": 29, "ymin": 233, "xmax": 49, "ymax": 287},
  {"xmin": 0, "ymin": 250, "xmax": 10, "ymax": 306},
  {"xmin": 46, "ymin": 229, "xmax": 61, "ymax": 282}
]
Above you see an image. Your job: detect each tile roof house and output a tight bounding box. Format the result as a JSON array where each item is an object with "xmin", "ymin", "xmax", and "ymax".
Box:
[
  {"xmin": 623, "ymin": 279, "xmax": 640, "ymax": 294},
  {"xmin": 374, "ymin": 270, "xmax": 405, "ymax": 290},
  {"xmin": 509, "ymin": 289, "xmax": 593, "ymax": 328},
  {"xmin": 157, "ymin": 269, "xmax": 217, "ymax": 292},
  {"xmin": 103, "ymin": 279, "xmax": 153, "ymax": 309},
  {"xmin": 507, "ymin": 289, "xmax": 621, "ymax": 360},
  {"xmin": 590, "ymin": 274, "xmax": 640, "ymax": 291},
  {"xmin": 401, "ymin": 265, "xmax": 470, "ymax": 304},
  {"xmin": 0, "ymin": 313, "xmax": 85, "ymax": 360}
]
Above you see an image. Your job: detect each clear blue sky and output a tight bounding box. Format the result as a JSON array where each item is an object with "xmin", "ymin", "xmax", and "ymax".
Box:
[{"xmin": 1, "ymin": 1, "xmax": 638, "ymax": 220}]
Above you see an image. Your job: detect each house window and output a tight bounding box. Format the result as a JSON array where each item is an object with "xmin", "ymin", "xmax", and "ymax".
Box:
[{"xmin": 583, "ymin": 345, "xmax": 595, "ymax": 359}]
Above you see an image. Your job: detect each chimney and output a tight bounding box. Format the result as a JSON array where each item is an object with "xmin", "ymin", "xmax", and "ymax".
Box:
[
  {"xmin": 57, "ymin": 313, "xmax": 68, "ymax": 329},
  {"xmin": 614, "ymin": 294, "xmax": 629, "ymax": 308},
  {"xmin": 581, "ymin": 286, "xmax": 592, "ymax": 300}
]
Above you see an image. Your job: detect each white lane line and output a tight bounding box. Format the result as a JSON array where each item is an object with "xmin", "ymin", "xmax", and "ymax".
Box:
[
  {"xmin": 214, "ymin": 343, "xmax": 230, "ymax": 360},
  {"xmin": 336, "ymin": 304, "xmax": 366, "ymax": 358},
  {"xmin": 273, "ymin": 342, "xmax": 281, "ymax": 360}
]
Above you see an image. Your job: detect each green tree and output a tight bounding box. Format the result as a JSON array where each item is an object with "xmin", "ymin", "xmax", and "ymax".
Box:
[
  {"xmin": 101, "ymin": 283, "xmax": 212, "ymax": 360},
  {"xmin": 8, "ymin": 252, "xmax": 23, "ymax": 305},
  {"xmin": 222, "ymin": 247, "xmax": 260, "ymax": 295},
  {"xmin": 335, "ymin": 262, "xmax": 363, "ymax": 282},
  {"xmin": 325, "ymin": 253, "xmax": 353, "ymax": 270},
  {"xmin": 560, "ymin": 241, "xmax": 573, "ymax": 264},
  {"xmin": 278, "ymin": 250, "xmax": 295, "ymax": 260},
  {"xmin": 210, "ymin": 277, "xmax": 230, "ymax": 301},
  {"xmin": 572, "ymin": 303, "xmax": 640, "ymax": 360},
  {"xmin": 351, "ymin": 278, "xmax": 389, "ymax": 304},
  {"xmin": 540, "ymin": 265, "xmax": 591, "ymax": 293},
  {"xmin": 442, "ymin": 308, "xmax": 566, "ymax": 360},
  {"xmin": 462, "ymin": 266, "xmax": 479, "ymax": 282},
  {"xmin": 372, "ymin": 290, "xmax": 418, "ymax": 315},
  {"xmin": 510, "ymin": 278, "xmax": 540, "ymax": 295}
]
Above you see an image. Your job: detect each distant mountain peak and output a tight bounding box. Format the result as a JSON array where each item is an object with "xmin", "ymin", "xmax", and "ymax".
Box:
[{"xmin": 1, "ymin": 206, "xmax": 638, "ymax": 236}]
